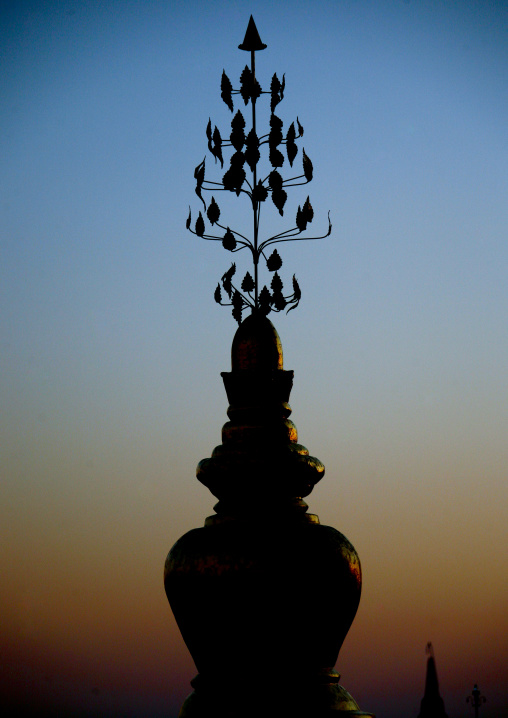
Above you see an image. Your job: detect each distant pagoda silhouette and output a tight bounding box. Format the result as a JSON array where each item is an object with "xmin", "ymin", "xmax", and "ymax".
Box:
[
  {"xmin": 418, "ymin": 643, "xmax": 448, "ymax": 718},
  {"xmin": 164, "ymin": 17, "xmax": 373, "ymax": 717}
]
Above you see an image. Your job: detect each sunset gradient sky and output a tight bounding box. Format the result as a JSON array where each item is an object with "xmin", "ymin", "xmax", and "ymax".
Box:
[{"xmin": 1, "ymin": 1, "xmax": 507, "ymax": 717}]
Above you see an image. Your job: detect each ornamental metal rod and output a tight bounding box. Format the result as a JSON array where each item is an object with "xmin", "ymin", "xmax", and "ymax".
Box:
[{"xmin": 250, "ymin": 46, "xmax": 259, "ymax": 307}]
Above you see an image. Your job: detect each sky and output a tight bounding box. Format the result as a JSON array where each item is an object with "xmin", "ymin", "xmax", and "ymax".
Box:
[{"xmin": 1, "ymin": 0, "xmax": 507, "ymax": 716}]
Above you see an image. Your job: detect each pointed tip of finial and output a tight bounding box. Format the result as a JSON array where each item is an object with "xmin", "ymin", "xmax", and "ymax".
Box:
[{"xmin": 238, "ymin": 15, "xmax": 267, "ymax": 52}]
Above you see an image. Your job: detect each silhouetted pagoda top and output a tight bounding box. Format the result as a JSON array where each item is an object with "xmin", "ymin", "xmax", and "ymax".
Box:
[
  {"xmin": 164, "ymin": 17, "xmax": 375, "ymax": 718},
  {"xmin": 418, "ymin": 643, "xmax": 448, "ymax": 718}
]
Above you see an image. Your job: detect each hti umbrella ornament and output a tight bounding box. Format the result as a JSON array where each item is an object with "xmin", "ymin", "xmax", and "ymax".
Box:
[{"xmin": 185, "ymin": 15, "xmax": 331, "ymax": 324}]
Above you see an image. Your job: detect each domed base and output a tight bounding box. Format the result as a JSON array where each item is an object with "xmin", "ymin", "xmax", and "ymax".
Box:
[
  {"xmin": 165, "ymin": 519, "xmax": 362, "ymax": 677},
  {"xmin": 178, "ymin": 671, "xmax": 374, "ymax": 717},
  {"xmin": 166, "ymin": 516, "xmax": 371, "ymax": 718}
]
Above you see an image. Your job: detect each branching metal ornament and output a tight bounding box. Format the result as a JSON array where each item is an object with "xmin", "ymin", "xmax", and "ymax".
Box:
[{"xmin": 186, "ymin": 15, "xmax": 332, "ymax": 324}]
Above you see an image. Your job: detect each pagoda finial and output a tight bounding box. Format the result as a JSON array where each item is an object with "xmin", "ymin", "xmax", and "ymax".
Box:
[
  {"xmin": 238, "ymin": 15, "xmax": 267, "ymax": 51},
  {"xmin": 418, "ymin": 643, "xmax": 448, "ymax": 718},
  {"xmin": 186, "ymin": 15, "xmax": 331, "ymax": 324}
]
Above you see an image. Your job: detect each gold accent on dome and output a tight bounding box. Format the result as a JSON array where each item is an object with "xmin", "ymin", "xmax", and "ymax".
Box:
[{"xmin": 231, "ymin": 314, "xmax": 283, "ymax": 371}]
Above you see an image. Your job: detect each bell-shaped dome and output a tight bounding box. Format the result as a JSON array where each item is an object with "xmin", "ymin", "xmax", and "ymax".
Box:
[{"xmin": 231, "ymin": 313, "xmax": 283, "ymax": 371}]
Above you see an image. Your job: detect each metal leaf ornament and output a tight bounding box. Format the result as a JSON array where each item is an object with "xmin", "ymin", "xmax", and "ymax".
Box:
[
  {"xmin": 302, "ymin": 149, "xmax": 313, "ymax": 181},
  {"xmin": 206, "ymin": 122, "xmax": 224, "ymax": 167},
  {"xmin": 269, "ymin": 170, "xmax": 287, "ymax": 215},
  {"xmin": 296, "ymin": 197, "xmax": 313, "ymax": 232},
  {"xmin": 286, "ymin": 123, "xmax": 298, "ymax": 166},
  {"xmin": 266, "ymin": 249, "xmax": 282, "ymax": 272},
  {"xmin": 271, "ymin": 272, "xmax": 287, "ymax": 311},
  {"xmin": 223, "ymin": 228, "xmax": 237, "ymax": 251},
  {"xmin": 268, "ymin": 169, "xmax": 283, "ymax": 193},
  {"xmin": 241, "ymin": 272, "xmax": 255, "ymax": 293},
  {"xmin": 232, "ymin": 290, "xmax": 244, "ymax": 324},
  {"xmin": 270, "ymin": 73, "xmax": 284, "ymax": 112},
  {"xmin": 271, "ymin": 271, "xmax": 283, "ymax": 294},
  {"xmin": 223, "ymin": 152, "xmax": 246, "ymax": 196},
  {"xmin": 287, "ymin": 275, "xmax": 301, "ymax": 313},
  {"xmin": 212, "ymin": 126, "xmax": 223, "ymax": 168},
  {"xmin": 240, "ymin": 66, "xmax": 261, "ymax": 105},
  {"xmin": 244, "ymin": 129, "xmax": 260, "ymax": 173},
  {"xmin": 292, "ymin": 275, "xmax": 301, "ymax": 301},
  {"xmin": 207, "ymin": 197, "xmax": 220, "ymax": 225},
  {"xmin": 258, "ymin": 286, "xmax": 272, "ymax": 316},
  {"xmin": 230, "ymin": 111, "xmax": 246, "ymax": 151},
  {"xmin": 252, "ymin": 181, "xmax": 268, "ymax": 203},
  {"xmin": 206, "ymin": 120, "xmax": 213, "ymax": 154},
  {"xmin": 185, "ymin": 17, "xmax": 331, "ymax": 323},
  {"xmin": 195, "ymin": 212, "xmax": 205, "ymax": 237},
  {"xmin": 194, "ymin": 158, "xmax": 206, "ymax": 209},
  {"xmin": 221, "ymin": 71, "xmax": 234, "ymax": 112},
  {"xmin": 269, "ymin": 114, "xmax": 283, "ymax": 151},
  {"xmin": 222, "ymin": 263, "xmax": 236, "ymax": 298}
]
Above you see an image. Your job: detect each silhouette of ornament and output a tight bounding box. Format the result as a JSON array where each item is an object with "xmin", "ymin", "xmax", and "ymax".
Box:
[{"xmin": 185, "ymin": 16, "xmax": 331, "ymax": 323}]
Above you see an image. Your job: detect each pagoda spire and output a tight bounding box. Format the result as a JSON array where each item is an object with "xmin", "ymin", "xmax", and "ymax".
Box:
[{"xmin": 418, "ymin": 643, "xmax": 448, "ymax": 718}]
